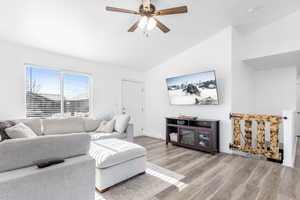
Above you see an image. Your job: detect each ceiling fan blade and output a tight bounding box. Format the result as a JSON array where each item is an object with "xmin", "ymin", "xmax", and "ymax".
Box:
[
  {"xmin": 106, "ymin": 7, "xmax": 139, "ymax": 15},
  {"xmin": 153, "ymin": 18, "xmax": 170, "ymax": 33},
  {"xmin": 142, "ymin": 0, "xmax": 151, "ymax": 11},
  {"xmin": 155, "ymin": 6, "xmax": 188, "ymax": 16},
  {"xmin": 128, "ymin": 20, "xmax": 140, "ymax": 32}
]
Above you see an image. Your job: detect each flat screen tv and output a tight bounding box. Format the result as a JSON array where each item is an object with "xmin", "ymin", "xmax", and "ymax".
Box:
[{"xmin": 166, "ymin": 71, "xmax": 219, "ymax": 105}]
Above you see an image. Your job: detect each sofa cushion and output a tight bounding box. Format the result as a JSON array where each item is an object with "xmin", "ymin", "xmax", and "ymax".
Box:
[
  {"xmin": 0, "ymin": 121, "xmax": 16, "ymax": 141},
  {"xmin": 113, "ymin": 114, "xmax": 130, "ymax": 134},
  {"xmin": 89, "ymin": 139, "xmax": 146, "ymax": 169},
  {"xmin": 5, "ymin": 123, "xmax": 37, "ymax": 139},
  {"xmin": 89, "ymin": 132, "xmax": 125, "ymax": 141},
  {"xmin": 95, "ymin": 119, "xmax": 115, "ymax": 133},
  {"xmin": 43, "ymin": 118, "xmax": 85, "ymax": 135},
  {"xmin": 0, "ymin": 133, "xmax": 91, "ymax": 173},
  {"xmin": 14, "ymin": 118, "xmax": 42, "ymax": 136}
]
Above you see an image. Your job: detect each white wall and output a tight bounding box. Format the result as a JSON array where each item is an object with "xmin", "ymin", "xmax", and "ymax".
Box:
[
  {"xmin": 283, "ymin": 110, "xmax": 297, "ymax": 168},
  {"xmin": 243, "ymin": 66, "xmax": 297, "ymax": 144},
  {"xmin": 144, "ymin": 25, "xmax": 298, "ymax": 154},
  {"xmin": 0, "ymin": 40, "xmax": 145, "ymax": 120},
  {"xmin": 231, "ymin": 28, "xmax": 255, "ymax": 113},
  {"xmin": 253, "ymin": 66, "xmax": 297, "ymax": 115},
  {"xmin": 239, "ymin": 10, "xmax": 300, "ymax": 116},
  {"xmin": 243, "ymin": 10, "xmax": 300, "ymax": 60},
  {"xmin": 240, "ymin": 10, "xmax": 300, "ymax": 146},
  {"xmin": 296, "ymin": 82, "xmax": 300, "ymax": 135},
  {"xmin": 297, "ymin": 82, "xmax": 300, "ymax": 112},
  {"xmin": 239, "ymin": 11, "xmax": 300, "ymax": 167},
  {"xmin": 144, "ymin": 27, "xmax": 233, "ymax": 153}
]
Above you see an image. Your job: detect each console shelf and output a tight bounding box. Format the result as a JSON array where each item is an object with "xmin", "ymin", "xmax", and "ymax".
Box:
[{"xmin": 166, "ymin": 117, "xmax": 220, "ymax": 154}]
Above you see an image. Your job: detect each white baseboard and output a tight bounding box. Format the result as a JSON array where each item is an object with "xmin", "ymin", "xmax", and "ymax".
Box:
[{"xmin": 142, "ymin": 131, "xmax": 165, "ymax": 140}]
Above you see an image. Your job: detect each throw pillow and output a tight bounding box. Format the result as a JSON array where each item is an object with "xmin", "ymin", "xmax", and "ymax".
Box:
[
  {"xmin": 0, "ymin": 121, "xmax": 16, "ymax": 142},
  {"xmin": 5, "ymin": 123, "xmax": 38, "ymax": 139},
  {"xmin": 113, "ymin": 114, "xmax": 131, "ymax": 134},
  {"xmin": 95, "ymin": 120, "xmax": 115, "ymax": 133}
]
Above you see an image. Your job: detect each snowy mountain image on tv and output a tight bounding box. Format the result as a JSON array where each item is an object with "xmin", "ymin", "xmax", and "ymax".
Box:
[{"xmin": 166, "ymin": 71, "xmax": 219, "ymax": 105}]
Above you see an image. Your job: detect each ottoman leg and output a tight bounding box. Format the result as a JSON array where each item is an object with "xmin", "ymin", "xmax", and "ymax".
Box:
[{"xmin": 138, "ymin": 171, "xmax": 146, "ymax": 175}]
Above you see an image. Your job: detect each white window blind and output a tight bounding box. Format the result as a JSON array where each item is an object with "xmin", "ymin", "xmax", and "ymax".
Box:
[{"xmin": 26, "ymin": 66, "xmax": 91, "ymax": 118}]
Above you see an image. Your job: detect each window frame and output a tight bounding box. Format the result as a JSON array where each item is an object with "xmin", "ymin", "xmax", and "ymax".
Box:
[{"xmin": 25, "ymin": 64, "xmax": 93, "ymax": 118}]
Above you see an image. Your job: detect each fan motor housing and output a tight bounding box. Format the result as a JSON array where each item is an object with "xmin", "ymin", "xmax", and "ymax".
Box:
[{"xmin": 139, "ymin": 4, "xmax": 156, "ymax": 16}]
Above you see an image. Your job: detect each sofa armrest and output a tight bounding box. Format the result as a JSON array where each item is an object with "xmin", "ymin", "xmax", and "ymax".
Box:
[
  {"xmin": 125, "ymin": 123, "xmax": 134, "ymax": 142},
  {"xmin": 0, "ymin": 155, "xmax": 95, "ymax": 200},
  {"xmin": 0, "ymin": 133, "xmax": 91, "ymax": 173}
]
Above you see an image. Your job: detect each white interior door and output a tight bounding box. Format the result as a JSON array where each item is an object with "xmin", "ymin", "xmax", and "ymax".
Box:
[{"xmin": 122, "ymin": 80, "xmax": 145, "ymax": 137}]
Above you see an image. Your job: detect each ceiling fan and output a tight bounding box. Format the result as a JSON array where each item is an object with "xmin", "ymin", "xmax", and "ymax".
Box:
[{"xmin": 106, "ymin": 0, "xmax": 188, "ymax": 33}]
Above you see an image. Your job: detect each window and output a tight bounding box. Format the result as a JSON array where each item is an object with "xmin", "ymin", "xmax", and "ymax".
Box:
[
  {"xmin": 63, "ymin": 73, "xmax": 90, "ymax": 117},
  {"xmin": 26, "ymin": 66, "xmax": 91, "ymax": 118}
]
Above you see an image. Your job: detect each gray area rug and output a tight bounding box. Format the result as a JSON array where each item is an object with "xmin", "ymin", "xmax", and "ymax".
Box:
[{"xmin": 95, "ymin": 162, "xmax": 186, "ymax": 200}]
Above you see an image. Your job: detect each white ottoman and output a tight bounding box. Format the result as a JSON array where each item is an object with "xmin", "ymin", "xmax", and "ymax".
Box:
[{"xmin": 89, "ymin": 138, "xmax": 147, "ymax": 192}]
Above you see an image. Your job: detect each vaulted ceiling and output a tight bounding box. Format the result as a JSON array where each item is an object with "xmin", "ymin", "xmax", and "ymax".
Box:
[{"xmin": 0, "ymin": 0, "xmax": 299, "ymax": 71}]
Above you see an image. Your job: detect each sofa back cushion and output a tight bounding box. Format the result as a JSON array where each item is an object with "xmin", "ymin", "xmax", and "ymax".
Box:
[
  {"xmin": 0, "ymin": 133, "xmax": 90, "ymax": 173},
  {"xmin": 43, "ymin": 118, "xmax": 85, "ymax": 135},
  {"xmin": 14, "ymin": 118, "xmax": 42, "ymax": 136}
]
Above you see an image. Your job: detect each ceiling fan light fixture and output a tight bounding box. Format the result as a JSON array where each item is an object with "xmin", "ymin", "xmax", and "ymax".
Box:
[
  {"xmin": 106, "ymin": 1, "xmax": 188, "ymax": 34},
  {"xmin": 147, "ymin": 17, "xmax": 157, "ymax": 30},
  {"xmin": 138, "ymin": 16, "xmax": 148, "ymax": 30}
]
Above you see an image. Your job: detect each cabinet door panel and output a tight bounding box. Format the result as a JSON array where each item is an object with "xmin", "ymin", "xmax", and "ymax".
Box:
[
  {"xmin": 196, "ymin": 130, "xmax": 212, "ymax": 149},
  {"xmin": 179, "ymin": 128, "xmax": 196, "ymax": 146}
]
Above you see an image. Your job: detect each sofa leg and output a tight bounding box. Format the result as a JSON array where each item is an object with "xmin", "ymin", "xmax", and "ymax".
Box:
[{"xmin": 96, "ymin": 187, "xmax": 109, "ymax": 193}]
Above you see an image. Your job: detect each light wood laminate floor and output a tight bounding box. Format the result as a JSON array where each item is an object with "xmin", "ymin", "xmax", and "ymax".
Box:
[{"xmin": 134, "ymin": 136, "xmax": 300, "ymax": 200}]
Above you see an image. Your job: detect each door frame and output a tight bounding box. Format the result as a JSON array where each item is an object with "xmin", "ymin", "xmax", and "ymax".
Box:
[{"xmin": 121, "ymin": 79, "xmax": 145, "ymax": 136}]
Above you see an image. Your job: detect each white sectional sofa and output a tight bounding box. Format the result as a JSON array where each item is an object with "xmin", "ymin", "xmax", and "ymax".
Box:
[
  {"xmin": 0, "ymin": 115, "xmax": 133, "ymax": 199},
  {"xmin": 2, "ymin": 116, "xmax": 134, "ymax": 142}
]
